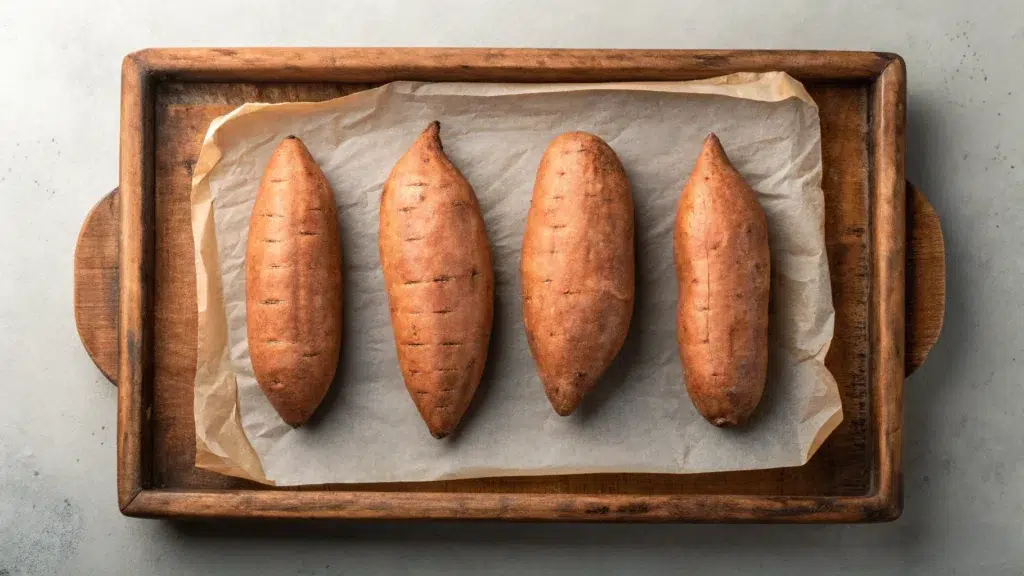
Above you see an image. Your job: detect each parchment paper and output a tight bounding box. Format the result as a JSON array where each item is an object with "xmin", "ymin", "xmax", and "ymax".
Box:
[{"xmin": 191, "ymin": 72, "xmax": 842, "ymax": 485}]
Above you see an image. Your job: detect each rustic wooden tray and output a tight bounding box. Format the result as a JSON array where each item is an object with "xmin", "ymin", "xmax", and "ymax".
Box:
[{"xmin": 74, "ymin": 48, "xmax": 945, "ymax": 522}]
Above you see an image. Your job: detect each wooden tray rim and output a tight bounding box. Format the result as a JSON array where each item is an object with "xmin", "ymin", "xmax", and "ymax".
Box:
[{"xmin": 116, "ymin": 48, "xmax": 907, "ymax": 522}]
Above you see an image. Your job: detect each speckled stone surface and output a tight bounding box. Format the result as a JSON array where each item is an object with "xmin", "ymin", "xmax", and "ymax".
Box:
[{"xmin": 1, "ymin": 1, "xmax": 1021, "ymax": 574}]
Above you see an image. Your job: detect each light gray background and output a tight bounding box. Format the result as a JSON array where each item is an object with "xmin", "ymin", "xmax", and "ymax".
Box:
[{"xmin": 0, "ymin": 0, "xmax": 1019, "ymax": 574}]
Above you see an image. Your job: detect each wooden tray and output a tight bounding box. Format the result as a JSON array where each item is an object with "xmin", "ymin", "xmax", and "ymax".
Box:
[{"xmin": 75, "ymin": 48, "xmax": 945, "ymax": 522}]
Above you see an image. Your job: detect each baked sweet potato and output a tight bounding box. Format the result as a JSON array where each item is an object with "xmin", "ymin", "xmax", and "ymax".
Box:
[
  {"xmin": 245, "ymin": 136, "xmax": 342, "ymax": 427},
  {"xmin": 521, "ymin": 132, "xmax": 635, "ymax": 416},
  {"xmin": 379, "ymin": 121, "xmax": 494, "ymax": 439},
  {"xmin": 675, "ymin": 133, "xmax": 770, "ymax": 427}
]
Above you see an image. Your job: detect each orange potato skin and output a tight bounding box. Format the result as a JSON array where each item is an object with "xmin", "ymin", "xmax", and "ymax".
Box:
[
  {"xmin": 379, "ymin": 122, "xmax": 494, "ymax": 439},
  {"xmin": 675, "ymin": 134, "xmax": 770, "ymax": 427},
  {"xmin": 246, "ymin": 136, "xmax": 342, "ymax": 427},
  {"xmin": 521, "ymin": 132, "xmax": 635, "ymax": 416}
]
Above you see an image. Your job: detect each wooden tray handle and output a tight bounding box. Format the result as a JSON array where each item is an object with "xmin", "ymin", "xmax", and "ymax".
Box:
[
  {"xmin": 72, "ymin": 182, "xmax": 945, "ymax": 385},
  {"xmin": 74, "ymin": 188, "xmax": 119, "ymax": 384},
  {"xmin": 905, "ymin": 181, "xmax": 946, "ymax": 376}
]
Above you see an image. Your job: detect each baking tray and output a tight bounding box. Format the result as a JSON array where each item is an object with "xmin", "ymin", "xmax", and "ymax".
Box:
[{"xmin": 74, "ymin": 48, "xmax": 945, "ymax": 522}]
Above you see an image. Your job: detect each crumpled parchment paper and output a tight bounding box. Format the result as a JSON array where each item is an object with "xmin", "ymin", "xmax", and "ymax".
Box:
[{"xmin": 190, "ymin": 72, "xmax": 841, "ymax": 485}]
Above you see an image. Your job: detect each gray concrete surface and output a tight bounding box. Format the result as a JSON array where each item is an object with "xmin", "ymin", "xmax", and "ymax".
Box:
[{"xmin": 1, "ymin": 0, "xmax": 1021, "ymax": 574}]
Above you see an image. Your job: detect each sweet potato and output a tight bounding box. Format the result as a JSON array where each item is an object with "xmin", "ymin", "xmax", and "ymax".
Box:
[
  {"xmin": 379, "ymin": 121, "xmax": 494, "ymax": 439},
  {"xmin": 521, "ymin": 132, "xmax": 635, "ymax": 416},
  {"xmin": 675, "ymin": 133, "xmax": 770, "ymax": 427},
  {"xmin": 245, "ymin": 136, "xmax": 342, "ymax": 427}
]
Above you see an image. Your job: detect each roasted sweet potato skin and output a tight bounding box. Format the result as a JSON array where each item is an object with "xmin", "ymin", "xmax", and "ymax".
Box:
[
  {"xmin": 675, "ymin": 133, "xmax": 770, "ymax": 427},
  {"xmin": 379, "ymin": 121, "xmax": 494, "ymax": 439},
  {"xmin": 521, "ymin": 132, "xmax": 635, "ymax": 416},
  {"xmin": 245, "ymin": 136, "xmax": 342, "ymax": 427}
]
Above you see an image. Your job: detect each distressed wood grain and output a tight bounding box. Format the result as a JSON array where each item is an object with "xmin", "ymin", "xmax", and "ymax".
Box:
[{"xmin": 73, "ymin": 48, "xmax": 940, "ymax": 521}]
